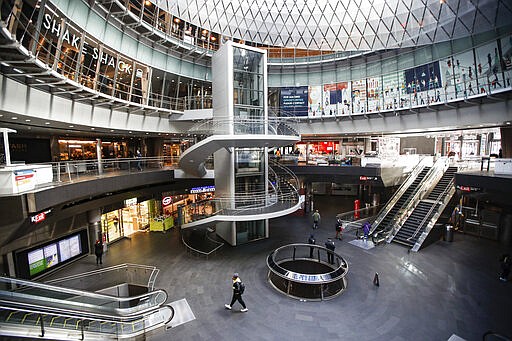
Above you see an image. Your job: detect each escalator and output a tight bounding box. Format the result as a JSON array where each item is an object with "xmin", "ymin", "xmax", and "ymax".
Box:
[
  {"xmin": 0, "ymin": 275, "xmax": 173, "ymax": 340},
  {"xmin": 391, "ymin": 166, "xmax": 458, "ymax": 250},
  {"xmin": 371, "ymin": 166, "xmax": 432, "ymax": 237}
]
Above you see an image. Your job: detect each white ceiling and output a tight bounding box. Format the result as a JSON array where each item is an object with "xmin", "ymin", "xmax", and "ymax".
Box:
[{"xmin": 155, "ymin": 0, "xmax": 512, "ymax": 51}]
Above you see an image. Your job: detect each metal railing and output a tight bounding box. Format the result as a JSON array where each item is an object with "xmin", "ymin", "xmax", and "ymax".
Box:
[
  {"xmin": 187, "ymin": 115, "xmax": 300, "ymax": 138},
  {"xmin": 0, "ymin": 274, "xmax": 172, "ymax": 339},
  {"xmin": 43, "ymin": 263, "xmax": 161, "ymax": 292},
  {"xmin": 370, "ymin": 156, "xmax": 431, "ymax": 234}
]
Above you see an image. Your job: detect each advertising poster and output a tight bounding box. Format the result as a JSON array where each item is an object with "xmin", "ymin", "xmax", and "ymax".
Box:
[
  {"xmin": 440, "ymin": 56, "xmax": 456, "ymax": 100},
  {"xmin": 398, "ymin": 71, "xmax": 410, "ymax": 108},
  {"xmin": 452, "ymin": 50, "xmax": 477, "ymax": 98},
  {"xmin": 44, "ymin": 243, "xmax": 59, "ymax": 269},
  {"xmin": 366, "ymin": 77, "xmax": 381, "ymax": 112},
  {"xmin": 382, "ymin": 73, "xmax": 399, "ymax": 110},
  {"xmin": 14, "ymin": 169, "xmax": 35, "ymax": 192},
  {"xmin": 59, "ymin": 238, "xmax": 72, "ymax": 262},
  {"xmin": 404, "ymin": 62, "xmax": 441, "ymax": 105},
  {"xmin": 28, "ymin": 249, "xmax": 45, "ymax": 276},
  {"xmin": 501, "ymin": 35, "xmax": 512, "ymax": 87},
  {"xmin": 323, "ymin": 84, "xmax": 337, "ymax": 116},
  {"xmin": 337, "ymin": 82, "xmax": 351, "ymax": 115},
  {"xmin": 351, "ymin": 79, "xmax": 366, "ymax": 114},
  {"xmin": 475, "ymin": 41, "xmax": 502, "ymax": 92},
  {"xmin": 280, "ymin": 86, "xmax": 308, "ymax": 117},
  {"xmin": 308, "ymin": 85, "xmax": 323, "ymax": 117}
]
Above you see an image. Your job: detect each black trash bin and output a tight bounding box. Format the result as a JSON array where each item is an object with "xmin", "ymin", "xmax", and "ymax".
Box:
[{"xmin": 445, "ymin": 225, "xmax": 454, "ymax": 242}]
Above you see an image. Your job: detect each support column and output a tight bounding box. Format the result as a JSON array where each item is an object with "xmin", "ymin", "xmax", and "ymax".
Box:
[
  {"xmin": 87, "ymin": 209, "xmax": 102, "ymax": 254},
  {"xmin": 96, "ymin": 138, "xmax": 103, "ymax": 175}
]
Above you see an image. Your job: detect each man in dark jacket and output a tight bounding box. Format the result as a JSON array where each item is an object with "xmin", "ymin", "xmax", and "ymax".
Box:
[
  {"xmin": 308, "ymin": 234, "xmax": 316, "ymax": 258},
  {"xmin": 325, "ymin": 238, "xmax": 335, "ymax": 264},
  {"xmin": 94, "ymin": 240, "xmax": 103, "ymax": 265},
  {"xmin": 225, "ymin": 273, "xmax": 248, "ymax": 312}
]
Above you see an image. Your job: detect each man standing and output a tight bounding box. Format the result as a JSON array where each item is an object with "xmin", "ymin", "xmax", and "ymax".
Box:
[
  {"xmin": 325, "ymin": 238, "xmax": 335, "ymax": 264},
  {"xmin": 225, "ymin": 273, "xmax": 248, "ymax": 312},
  {"xmin": 312, "ymin": 210, "xmax": 321, "ymax": 229},
  {"xmin": 308, "ymin": 234, "xmax": 316, "ymax": 258},
  {"xmin": 94, "ymin": 239, "xmax": 104, "ymax": 265}
]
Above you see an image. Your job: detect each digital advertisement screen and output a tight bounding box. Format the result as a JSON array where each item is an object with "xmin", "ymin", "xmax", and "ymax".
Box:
[
  {"xmin": 17, "ymin": 230, "xmax": 88, "ymax": 279},
  {"xmin": 279, "ymin": 86, "xmax": 308, "ymax": 117}
]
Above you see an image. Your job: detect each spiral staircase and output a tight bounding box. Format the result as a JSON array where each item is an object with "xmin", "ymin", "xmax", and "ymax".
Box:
[{"xmin": 177, "ymin": 115, "xmax": 301, "ymax": 229}]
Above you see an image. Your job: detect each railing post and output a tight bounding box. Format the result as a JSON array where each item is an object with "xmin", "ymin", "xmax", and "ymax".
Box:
[{"xmin": 39, "ymin": 313, "xmax": 45, "ymax": 337}]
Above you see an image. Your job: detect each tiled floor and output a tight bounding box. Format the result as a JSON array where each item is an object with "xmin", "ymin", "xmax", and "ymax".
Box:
[{"xmin": 48, "ymin": 196, "xmax": 512, "ymax": 341}]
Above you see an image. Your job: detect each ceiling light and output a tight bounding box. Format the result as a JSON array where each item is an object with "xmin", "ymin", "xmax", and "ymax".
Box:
[
  {"xmin": 69, "ymin": 125, "xmax": 74, "ymax": 128},
  {"xmin": 45, "ymin": 122, "xmax": 50, "ymax": 125},
  {"xmin": 25, "ymin": 119, "xmax": 31, "ymax": 122},
  {"xmin": 110, "ymin": 129, "xmax": 114, "ymax": 132},
  {"xmin": 144, "ymin": 0, "xmax": 151, "ymax": 6},
  {"xmin": 11, "ymin": 117, "xmax": 18, "ymax": 120},
  {"xmin": 91, "ymin": 127, "xmax": 95, "ymax": 130}
]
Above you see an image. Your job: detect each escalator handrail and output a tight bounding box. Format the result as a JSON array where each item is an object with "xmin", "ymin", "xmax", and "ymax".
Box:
[{"xmin": 0, "ymin": 276, "xmax": 167, "ymax": 318}]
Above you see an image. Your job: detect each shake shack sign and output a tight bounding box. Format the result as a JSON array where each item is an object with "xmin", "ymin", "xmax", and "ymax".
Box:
[{"xmin": 42, "ymin": 13, "xmax": 143, "ymax": 77}]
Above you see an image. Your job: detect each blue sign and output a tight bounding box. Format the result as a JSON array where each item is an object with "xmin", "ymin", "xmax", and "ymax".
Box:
[
  {"xmin": 190, "ymin": 185, "xmax": 215, "ymax": 194},
  {"xmin": 280, "ymin": 86, "xmax": 308, "ymax": 117}
]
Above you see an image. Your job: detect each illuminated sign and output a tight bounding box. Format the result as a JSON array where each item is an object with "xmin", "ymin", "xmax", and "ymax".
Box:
[
  {"xmin": 190, "ymin": 185, "xmax": 215, "ymax": 194},
  {"xmin": 124, "ymin": 198, "xmax": 137, "ymax": 206},
  {"xmin": 30, "ymin": 209, "xmax": 52, "ymax": 224},
  {"xmin": 162, "ymin": 196, "xmax": 173, "ymax": 206},
  {"xmin": 456, "ymin": 185, "xmax": 481, "ymax": 192},
  {"xmin": 359, "ymin": 176, "xmax": 378, "ymax": 181}
]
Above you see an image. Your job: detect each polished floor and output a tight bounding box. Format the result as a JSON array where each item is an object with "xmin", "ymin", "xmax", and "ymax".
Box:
[{"xmin": 47, "ymin": 196, "xmax": 512, "ymax": 341}]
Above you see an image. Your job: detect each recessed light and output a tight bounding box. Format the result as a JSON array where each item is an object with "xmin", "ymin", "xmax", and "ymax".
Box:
[
  {"xmin": 507, "ymin": 122, "xmax": 511, "ymax": 125},
  {"xmin": 110, "ymin": 129, "xmax": 114, "ymax": 132},
  {"xmin": 129, "ymin": 131, "xmax": 132, "ymax": 133},
  {"xmin": 146, "ymin": 132, "xmax": 149, "ymax": 135},
  {"xmin": 45, "ymin": 122, "xmax": 50, "ymax": 125},
  {"xmin": 25, "ymin": 119, "xmax": 31, "ymax": 122},
  {"xmin": 91, "ymin": 127, "xmax": 95, "ymax": 130},
  {"xmin": 69, "ymin": 125, "xmax": 74, "ymax": 128},
  {"xmin": 11, "ymin": 117, "xmax": 18, "ymax": 120}
]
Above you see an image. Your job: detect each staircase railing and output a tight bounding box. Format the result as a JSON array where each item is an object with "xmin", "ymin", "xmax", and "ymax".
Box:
[{"xmin": 178, "ymin": 159, "xmax": 299, "ymax": 227}]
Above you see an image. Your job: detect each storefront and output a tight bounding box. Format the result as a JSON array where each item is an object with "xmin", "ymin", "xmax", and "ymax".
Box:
[
  {"xmin": 58, "ymin": 139, "xmax": 129, "ymax": 160},
  {"xmin": 100, "ymin": 198, "xmax": 151, "ymax": 243}
]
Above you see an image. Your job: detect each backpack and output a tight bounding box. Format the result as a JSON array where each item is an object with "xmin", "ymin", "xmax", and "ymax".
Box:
[{"xmin": 238, "ymin": 281, "xmax": 245, "ymax": 294}]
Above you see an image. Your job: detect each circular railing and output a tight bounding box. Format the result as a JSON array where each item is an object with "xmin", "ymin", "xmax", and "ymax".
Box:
[{"xmin": 266, "ymin": 243, "xmax": 348, "ymax": 301}]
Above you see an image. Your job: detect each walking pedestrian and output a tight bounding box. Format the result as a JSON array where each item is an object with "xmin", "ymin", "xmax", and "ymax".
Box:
[
  {"xmin": 225, "ymin": 273, "xmax": 248, "ymax": 312},
  {"xmin": 363, "ymin": 221, "xmax": 371, "ymax": 244},
  {"xmin": 312, "ymin": 210, "xmax": 321, "ymax": 229},
  {"xmin": 325, "ymin": 238, "xmax": 335, "ymax": 264},
  {"xmin": 335, "ymin": 218, "xmax": 343, "ymax": 240},
  {"xmin": 136, "ymin": 149, "xmax": 142, "ymax": 171},
  {"xmin": 94, "ymin": 239, "xmax": 104, "ymax": 265},
  {"xmin": 308, "ymin": 234, "xmax": 316, "ymax": 258}
]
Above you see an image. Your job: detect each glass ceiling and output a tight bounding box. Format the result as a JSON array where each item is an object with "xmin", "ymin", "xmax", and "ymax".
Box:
[{"xmin": 154, "ymin": 0, "xmax": 512, "ymax": 51}]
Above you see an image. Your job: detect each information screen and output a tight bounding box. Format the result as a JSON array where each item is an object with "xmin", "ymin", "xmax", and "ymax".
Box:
[{"xmin": 23, "ymin": 232, "xmax": 85, "ymax": 278}]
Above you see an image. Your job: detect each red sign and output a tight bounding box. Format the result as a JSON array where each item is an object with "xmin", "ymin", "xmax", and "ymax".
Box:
[
  {"xmin": 162, "ymin": 196, "xmax": 173, "ymax": 207},
  {"xmin": 30, "ymin": 209, "xmax": 52, "ymax": 224}
]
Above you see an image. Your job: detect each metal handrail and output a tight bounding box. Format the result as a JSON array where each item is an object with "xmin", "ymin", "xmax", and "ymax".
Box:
[
  {"xmin": 187, "ymin": 115, "xmax": 300, "ymax": 138},
  {"xmin": 44, "ymin": 263, "xmax": 160, "ymax": 291},
  {"xmin": 383, "ymin": 157, "xmax": 450, "ymax": 239},
  {"xmin": 0, "ymin": 276, "xmax": 167, "ymax": 319},
  {"xmin": 266, "ymin": 243, "xmax": 349, "ymax": 284},
  {"xmin": 407, "ymin": 178, "xmax": 455, "ymax": 241},
  {"xmin": 370, "ymin": 156, "xmax": 430, "ymax": 233}
]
